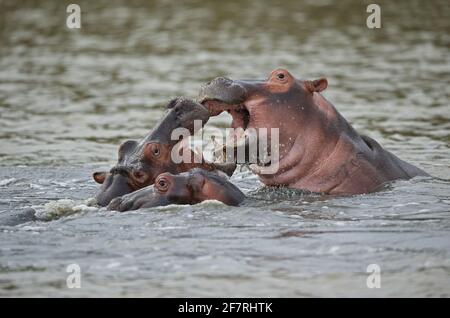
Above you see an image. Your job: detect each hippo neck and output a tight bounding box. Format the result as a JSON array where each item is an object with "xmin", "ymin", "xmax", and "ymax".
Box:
[
  {"xmin": 257, "ymin": 93, "xmax": 368, "ymax": 192},
  {"xmin": 280, "ymin": 92, "xmax": 361, "ymax": 161},
  {"xmin": 312, "ymin": 93, "xmax": 362, "ymax": 140}
]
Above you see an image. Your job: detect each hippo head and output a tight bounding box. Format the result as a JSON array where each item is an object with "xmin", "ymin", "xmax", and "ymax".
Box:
[
  {"xmin": 107, "ymin": 168, "xmax": 245, "ymax": 212},
  {"xmin": 92, "ymin": 137, "xmax": 180, "ymax": 206},
  {"xmin": 198, "ymin": 68, "xmax": 329, "ymax": 166},
  {"xmin": 152, "ymin": 168, "xmax": 244, "ymax": 206},
  {"xmin": 93, "ymin": 98, "xmax": 236, "ymax": 207},
  {"xmin": 93, "ymin": 140, "xmax": 138, "ymax": 207}
]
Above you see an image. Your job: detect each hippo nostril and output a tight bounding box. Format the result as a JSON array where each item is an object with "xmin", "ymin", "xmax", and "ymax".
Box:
[
  {"xmin": 213, "ymin": 77, "xmax": 232, "ymax": 86},
  {"xmin": 133, "ymin": 170, "xmax": 147, "ymax": 183},
  {"xmin": 107, "ymin": 197, "xmax": 123, "ymax": 211}
]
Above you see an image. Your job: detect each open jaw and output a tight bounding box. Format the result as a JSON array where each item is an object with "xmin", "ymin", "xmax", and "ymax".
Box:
[
  {"xmin": 200, "ymin": 98, "xmax": 262, "ymax": 166},
  {"xmin": 198, "ymin": 78, "xmax": 274, "ymax": 169},
  {"xmin": 198, "ymin": 76, "xmax": 251, "ymax": 131},
  {"xmin": 201, "ymin": 99, "xmax": 250, "ymax": 131}
]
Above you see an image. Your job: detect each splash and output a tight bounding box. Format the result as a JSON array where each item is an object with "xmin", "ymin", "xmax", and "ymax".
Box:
[
  {"xmin": 0, "ymin": 178, "xmax": 18, "ymax": 187},
  {"xmin": 35, "ymin": 198, "xmax": 98, "ymax": 221}
]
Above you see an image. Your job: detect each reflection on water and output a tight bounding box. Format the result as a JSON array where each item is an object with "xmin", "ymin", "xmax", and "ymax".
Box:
[{"xmin": 0, "ymin": 0, "xmax": 449, "ymax": 297}]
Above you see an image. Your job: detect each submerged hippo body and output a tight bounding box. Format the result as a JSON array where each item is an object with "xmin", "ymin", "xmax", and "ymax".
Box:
[
  {"xmin": 93, "ymin": 98, "xmax": 236, "ymax": 206},
  {"xmin": 199, "ymin": 68, "xmax": 429, "ymax": 195},
  {"xmin": 107, "ymin": 168, "xmax": 245, "ymax": 211}
]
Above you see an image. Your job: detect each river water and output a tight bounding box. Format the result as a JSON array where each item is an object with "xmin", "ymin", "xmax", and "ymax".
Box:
[{"xmin": 0, "ymin": 0, "xmax": 449, "ymax": 297}]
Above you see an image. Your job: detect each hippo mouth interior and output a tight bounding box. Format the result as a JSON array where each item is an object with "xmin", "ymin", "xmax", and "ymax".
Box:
[
  {"xmin": 201, "ymin": 99, "xmax": 250, "ymax": 131},
  {"xmin": 229, "ymin": 104, "xmax": 250, "ymax": 130},
  {"xmin": 201, "ymin": 98, "xmax": 268, "ymax": 166}
]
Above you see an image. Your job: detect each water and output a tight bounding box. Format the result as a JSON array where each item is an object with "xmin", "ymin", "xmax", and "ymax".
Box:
[{"xmin": 0, "ymin": 0, "xmax": 449, "ymax": 297}]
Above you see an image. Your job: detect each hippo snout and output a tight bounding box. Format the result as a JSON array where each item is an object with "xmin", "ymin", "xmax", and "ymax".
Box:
[
  {"xmin": 198, "ymin": 77, "xmax": 247, "ymax": 105},
  {"xmin": 94, "ymin": 173, "xmax": 134, "ymax": 207},
  {"xmin": 107, "ymin": 197, "xmax": 122, "ymax": 211}
]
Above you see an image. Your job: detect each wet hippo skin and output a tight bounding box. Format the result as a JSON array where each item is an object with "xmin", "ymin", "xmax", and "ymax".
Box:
[
  {"xmin": 199, "ymin": 68, "xmax": 429, "ymax": 195},
  {"xmin": 0, "ymin": 208, "xmax": 36, "ymax": 226},
  {"xmin": 107, "ymin": 168, "xmax": 245, "ymax": 212},
  {"xmin": 93, "ymin": 98, "xmax": 236, "ymax": 206}
]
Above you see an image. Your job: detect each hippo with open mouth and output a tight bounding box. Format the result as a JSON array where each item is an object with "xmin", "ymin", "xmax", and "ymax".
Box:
[
  {"xmin": 93, "ymin": 98, "xmax": 236, "ymax": 206},
  {"xmin": 199, "ymin": 68, "xmax": 429, "ymax": 195},
  {"xmin": 107, "ymin": 168, "xmax": 245, "ymax": 211}
]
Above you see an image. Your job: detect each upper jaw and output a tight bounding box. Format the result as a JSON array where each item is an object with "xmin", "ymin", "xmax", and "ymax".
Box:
[
  {"xmin": 198, "ymin": 77, "xmax": 247, "ymax": 107},
  {"xmin": 198, "ymin": 86, "xmax": 251, "ymax": 129}
]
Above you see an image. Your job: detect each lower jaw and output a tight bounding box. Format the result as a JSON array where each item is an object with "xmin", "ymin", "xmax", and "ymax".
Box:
[{"xmin": 214, "ymin": 126, "xmax": 276, "ymax": 167}]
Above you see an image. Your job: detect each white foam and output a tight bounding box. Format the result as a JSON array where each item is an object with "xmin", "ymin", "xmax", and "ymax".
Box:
[
  {"xmin": 0, "ymin": 178, "xmax": 17, "ymax": 187},
  {"xmin": 35, "ymin": 199, "xmax": 98, "ymax": 220},
  {"xmin": 198, "ymin": 199, "xmax": 227, "ymax": 207},
  {"xmin": 29, "ymin": 183, "xmax": 44, "ymax": 189}
]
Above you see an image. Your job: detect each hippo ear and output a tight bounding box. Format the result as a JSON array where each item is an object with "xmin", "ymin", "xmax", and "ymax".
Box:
[
  {"xmin": 305, "ymin": 78, "xmax": 328, "ymax": 93},
  {"xmin": 93, "ymin": 171, "xmax": 107, "ymax": 184},
  {"xmin": 187, "ymin": 174, "xmax": 206, "ymax": 195}
]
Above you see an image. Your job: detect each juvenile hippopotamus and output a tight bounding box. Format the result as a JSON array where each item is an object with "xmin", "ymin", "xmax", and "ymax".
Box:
[
  {"xmin": 199, "ymin": 68, "xmax": 429, "ymax": 195},
  {"xmin": 107, "ymin": 168, "xmax": 245, "ymax": 211},
  {"xmin": 93, "ymin": 98, "xmax": 236, "ymax": 206}
]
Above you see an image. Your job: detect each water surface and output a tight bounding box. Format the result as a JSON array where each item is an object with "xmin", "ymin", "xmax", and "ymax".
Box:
[{"xmin": 0, "ymin": 0, "xmax": 449, "ymax": 297}]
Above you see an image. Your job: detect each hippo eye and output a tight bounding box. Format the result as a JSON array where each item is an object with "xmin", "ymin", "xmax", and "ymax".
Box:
[
  {"xmin": 155, "ymin": 177, "xmax": 170, "ymax": 192},
  {"xmin": 277, "ymin": 73, "xmax": 285, "ymax": 80}
]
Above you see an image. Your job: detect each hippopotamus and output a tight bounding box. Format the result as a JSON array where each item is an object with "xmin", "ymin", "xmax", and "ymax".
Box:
[
  {"xmin": 198, "ymin": 68, "xmax": 429, "ymax": 195},
  {"xmin": 0, "ymin": 208, "xmax": 36, "ymax": 226},
  {"xmin": 93, "ymin": 98, "xmax": 236, "ymax": 206},
  {"xmin": 107, "ymin": 168, "xmax": 245, "ymax": 211}
]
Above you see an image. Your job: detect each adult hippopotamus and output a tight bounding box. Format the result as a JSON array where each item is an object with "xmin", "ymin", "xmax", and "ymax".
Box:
[
  {"xmin": 93, "ymin": 98, "xmax": 236, "ymax": 206},
  {"xmin": 107, "ymin": 168, "xmax": 245, "ymax": 211},
  {"xmin": 198, "ymin": 68, "xmax": 429, "ymax": 195}
]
